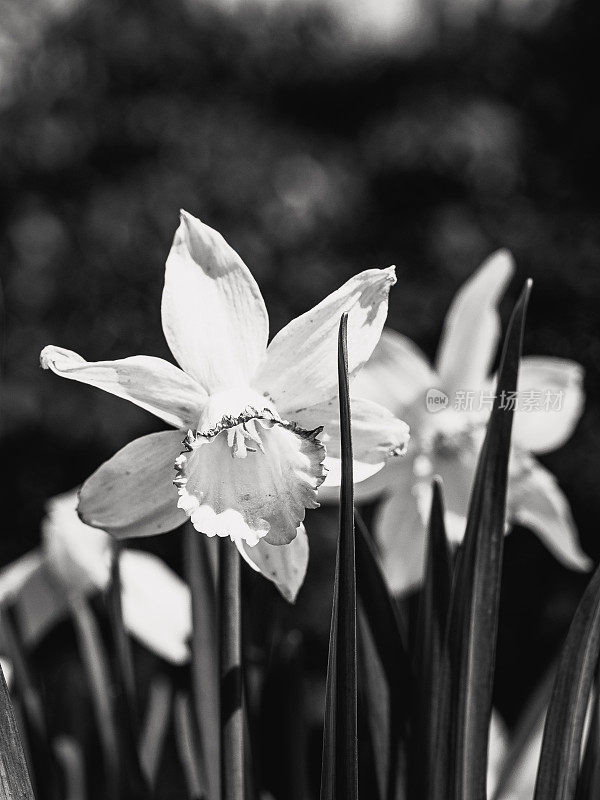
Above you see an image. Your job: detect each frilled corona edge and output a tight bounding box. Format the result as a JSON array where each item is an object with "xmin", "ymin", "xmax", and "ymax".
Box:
[{"xmin": 173, "ymin": 407, "xmax": 327, "ymax": 546}]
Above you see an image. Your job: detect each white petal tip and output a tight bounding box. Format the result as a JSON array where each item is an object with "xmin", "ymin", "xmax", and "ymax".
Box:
[
  {"xmin": 487, "ymin": 248, "xmax": 515, "ymax": 273},
  {"xmin": 383, "ymin": 265, "xmax": 397, "ymax": 284},
  {"xmin": 39, "ymin": 346, "xmax": 54, "ymax": 369},
  {"xmin": 570, "ymin": 553, "xmax": 594, "ymax": 572},
  {"xmin": 179, "ymin": 208, "xmax": 196, "ymax": 226}
]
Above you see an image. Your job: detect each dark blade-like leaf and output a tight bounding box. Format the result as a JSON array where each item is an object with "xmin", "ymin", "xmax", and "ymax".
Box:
[
  {"xmin": 320, "ymin": 312, "xmax": 358, "ymax": 800},
  {"xmin": 354, "ymin": 511, "xmax": 410, "ymax": 689},
  {"xmin": 69, "ymin": 595, "xmax": 120, "ymax": 798},
  {"xmin": 53, "ymin": 736, "xmax": 86, "ymax": 800},
  {"xmin": 355, "ymin": 511, "xmax": 409, "ymax": 800},
  {"xmin": 139, "ymin": 675, "xmax": 172, "ymax": 790},
  {"xmin": 106, "ymin": 542, "xmax": 150, "ymax": 799},
  {"xmin": 0, "ymin": 659, "xmax": 36, "ymax": 800},
  {"xmin": 184, "ymin": 525, "xmax": 220, "ymax": 800},
  {"xmin": 412, "ymin": 477, "xmax": 452, "ymax": 800},
  {"xmin": 108, "ymin": 541, "xmax": 137, "ymax": 727},
  {"xmin": 533, "ymin": 562, "xmax": 600, "ymax": 800},
  {"xmin": 575, "ymin": 659, "xmax": 600, "ymax": 800},
  {"xmin": 174, "ymin": 691, "xmax": 205, "ymax": 800},
  {"xmin": 1, "ymin": 606, "xmax": 62, "ymax": 800},
  {"xmin": 436, "ymin": 281, "xmax": 531, "ymax": 800}
]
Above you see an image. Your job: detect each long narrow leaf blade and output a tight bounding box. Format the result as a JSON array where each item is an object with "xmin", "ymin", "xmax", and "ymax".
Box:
[
  {"xmin": 0, "ymin": 660, "xmax": 36, "ymax": 800},
  {"xmin": 106, "ymin": 543, "xmax": 150, "ymax": 799},
  {"xmin": 355, "ymin": 511, "xmax": 410, "ymax": 800},
  {"xmin": 440, "ymin": 281, "xmax": 531, "ymax": 800},
  {"xmin": 1, "ymin": 606, "xmax": 62, "ymax": 800},
  {"xmin": 412, "ymin": 477, "xmax": 452, "ymax": 800},
  {"xmin": 354, "ymin": 511, "xmax": 410, "ymax": 688},
  {"xmin": 139, "ymin": 675, "xmax": 172, "ymax": 790},
  {"xmin": 534, "ymin": 562, "xmax": 600, "ymax": 800},
  {"xmin": 320, "ymin": 312, "xmax": 358, "ymax": 800},
  {"xmin": 575, "ymin": 661, "xmax": 600, "ymax": 800},
  {"xmin": 69, "ymin": 595, "xmax": 120, "ymax": 798},
  {"xmin": 174, "ymin": 692, "xmax": 205, "ymax": 800}
]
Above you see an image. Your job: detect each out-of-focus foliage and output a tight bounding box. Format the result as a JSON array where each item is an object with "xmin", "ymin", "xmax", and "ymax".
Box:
[{"xmin": 1, "ymin": 0, "xmax": 600, "ymax": 727}]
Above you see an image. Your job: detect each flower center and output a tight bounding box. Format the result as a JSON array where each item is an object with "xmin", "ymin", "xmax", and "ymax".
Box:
[
  {"xmin": 419, "ymin": 408, "xmax": 483, "ymax": 459},
  {"xmin": 193, "ymin": 387, "xmax": 279, "ymax": 458},
  {"xmin": 172, "ymin": 401, "xmax": 326, "ymax": 546}
]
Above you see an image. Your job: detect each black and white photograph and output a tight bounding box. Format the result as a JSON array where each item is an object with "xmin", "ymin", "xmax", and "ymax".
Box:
[{"xmin": 1, "ymin": 0, "xmax": 600, "ymax": 798}]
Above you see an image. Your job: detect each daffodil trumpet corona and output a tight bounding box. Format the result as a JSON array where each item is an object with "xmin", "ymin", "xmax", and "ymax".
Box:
[{"xmin": 41, "ymin": 210, "xmax": 409, "ymax": 601}]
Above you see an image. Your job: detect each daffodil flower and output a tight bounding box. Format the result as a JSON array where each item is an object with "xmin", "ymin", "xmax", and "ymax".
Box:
[
  {"xmin": 347, "ymin": 250, "xmax": 590, "ymax": 594},
  {"xmin": 41, "ymin": 211, "xmax": 409, "ymax": 601},
  {"xmin": 0, "ymin": 491, "xmax": 192, "ymax": 664}
]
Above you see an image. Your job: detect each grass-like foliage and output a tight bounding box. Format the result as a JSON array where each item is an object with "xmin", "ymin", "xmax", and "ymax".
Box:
[{"xmin": 3, "ymin": 291, "xmax": 600, "ymax": 800}]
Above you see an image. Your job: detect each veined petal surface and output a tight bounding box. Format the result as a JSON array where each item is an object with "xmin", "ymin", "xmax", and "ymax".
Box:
[
  {"xmin": 79, "ymin": 431, "xmax": 187, "ymax": 538},
  {"xmin": 435, "ymin": 250, "xmax": 514, "ymax": 395},
  {"xmin": 162, "ymin": 210, "xmax": 269, "ymax": 392},
  {"xmin": 235, "ymin": 524, "xmax": 309, "ymax": 602},
  {"xmin": 255, "ymin": 267, "xmax": 396, "ymax": 413},
  {"xmin": 40, "ymin": 346, "xmax": 206, "ymax": 429},
  {"xmin": 292, "ymin": 395, "xmax": 409, "ymax": 469}
]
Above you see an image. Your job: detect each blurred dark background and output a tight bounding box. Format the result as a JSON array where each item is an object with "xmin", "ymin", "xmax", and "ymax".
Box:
[{"xmin": 1, "ymin": 0, "xmax": 600, "ymax": 733}]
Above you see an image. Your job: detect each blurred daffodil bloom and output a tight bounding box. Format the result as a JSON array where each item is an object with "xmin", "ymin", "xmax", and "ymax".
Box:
[
  {"xmin": 41, "ymin": 211, "xmax": 409, "ymax": 601},
  {"xmin": 0, "ymin": 491, "xmax": 192, "ymax": 664},
  {"xmin": 347, "ymin": 250, "xmax": 590, "ymax": 594}
]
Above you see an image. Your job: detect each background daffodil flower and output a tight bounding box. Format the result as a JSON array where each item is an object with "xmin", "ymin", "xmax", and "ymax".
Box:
[
  {"xmin": 347, "ymin": 250, "xmax": 591, "ymax": 594},
  {"xmin": 0, "ymin": 491, "xmax": 192, "ymax": 665},
  {"xmin": 40, "ymin": 210, "xmax": 409, "ymax": 602}
]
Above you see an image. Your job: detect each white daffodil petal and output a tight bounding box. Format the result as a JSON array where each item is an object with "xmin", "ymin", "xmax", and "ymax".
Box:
[
  {"xmin": 235, "ymin": 524, "xmax": 309, "ymax": 603},
  {"xmin": 291, "ymin": 396, "xmax": 409, "ymax": 471},
  {"xmin": 353, "ymin": 453, "xmax": 415, "ymax": 504},
  {"xmin": 43, "ymin": 490, "xmax": 111, "ymax": 593},
  {"xmin": 79, "ymin": 431, "xmax": 187, "ymax": 538},
  {"xmin": 40, "ymin": 347, "xmax": 206, "ymax": 429},
  {"xmin": 351, "ymin": 328, "xmax": 436, "ymax": 414},
  {"xmin": 508, "ymin": 457, "xmax": 592, "ymax": 572},
  {"xmin": 162, "ymin": 210, "xmax": 269, "ymax": 392},
  {"xmin": 318, "ymin": 456, "xmax": 394, "ymax": 502},
  {"xmin": 180, "ymin": 423, "xmax": 326, "ymax": 546},
  {"xmin": 255, "ymin": 267, "xmax": 396, "ymax": 413},
  {"xmin": 120, "ymin": 551, "xmax": 192, "ymax": 665},
  {"xmin": 374, "ymin": 480, "xmax": 428, "ymax": 595},
  {"xmin": 0, "ymin": 549, "xmax": 45, "ymax": 605},
  {"xmin": 435, "ymin": 250, "xmax": 515, "ymax": 396},
  {"xmin": 512, "ymin": 357, "xmax": 585, "ymax": 455},
  {"xmin": 432, "ymin": 451, "xmax": 478, "ymax": 544}
]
